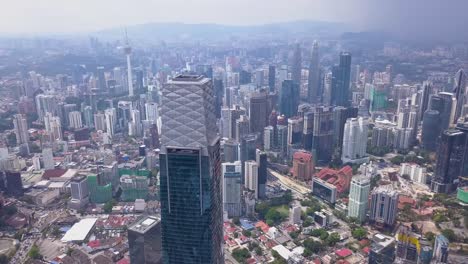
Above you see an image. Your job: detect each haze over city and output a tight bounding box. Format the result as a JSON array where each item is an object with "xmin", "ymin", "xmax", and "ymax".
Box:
[{"xmin": 0, "ymin": 1, "xmax": 466, "ymax": 264}]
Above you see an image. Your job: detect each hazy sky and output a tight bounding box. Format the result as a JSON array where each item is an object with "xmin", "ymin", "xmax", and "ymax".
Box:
[{"xmin": 2, "ymin": 0, "xmax": 468, "ymax": 40}]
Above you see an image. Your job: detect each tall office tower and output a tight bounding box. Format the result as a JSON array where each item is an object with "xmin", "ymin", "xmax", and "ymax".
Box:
[
  {"xmin": 420, "ymin": 81, "xmax": 433, "ymax": 120},
  {"xmin": 44, "ymin": 113, "xmax": 63, "ymax": 141},
  {"xmin": 369, "ymin": 185, "xmax": 399, "ymax": 227},
  {"xmin": 244, "ymin": 160, "xmax": 259, "ymax": 199},
  {"xmin": 431, "ymin": 129, "xmax": 467, "ymax": 193},
  {"xmin": 159, "ymin": 75, "xmax": 223, "ymax": 263},
  {"xmin": 369, "ymin": 234, "xmax": 396, "ymax": 264},
  {"xmin": 240, "ymin": 134, "xmax": 257, "ymax": 181},
  {"xmin": 35, "ymin": 94, "xmax": 59, "ymax": 121},
  {"xmin": 124, "ymin": 38, "xmax": 134, "ymax": 97},
  {"xmin": 129, "ymin": 109, "xmax": 142, "ymax": 137},
  {"xmin": 302, "ymin": 111, "xmax": 314, "ymax": 150},
  {"xmin": 347, "ymin": 176, "xmax": 370, "ymax": 223},
  {"xmin": 279, "ymin": 80, "xmax": 300, "ymax": 118},
  {"xmin": 433, "ymin": 234, "xmax": 449, "ymax": 263},
  {"xmin": 220, "ymin": 107, "xmax": 231, "ymax": 138},
  {"xmin": 69, "ymin": 175, "xmax": 89, "ymax": 210},
  {"xmin": 256, "ymin": 150, "xmax": 267, "ymax": 198},
  {"xmin": 128, "ymin": 216, "xmax": 162, "ymax": 264},
  {"xmin": 135, "ymin": 68, "xmax": 144, "ymax": 94},
  {"xmin": 277, "ymin": 125, "xmax": 288, "ymax": 156},
  {"xmin": 421, "ymin": 110, "xmax": 441, "ymax": 151},
  {"xmin": 453, "ymin": 69, "xmax": 467, "ymax": 122},
  {"xmin": 235, "ymin": 115, "xmax": 250, "ymax": 142},
  {"xmin": 312, "ymin": 107, "xmax": 334, "ymax": 164},
  {"xmin": 113, "ymin": 67, "xmax": 123, "ymax": 86},
  {"xmin": 222, "ymin": 161, "xmax": 242, "ymax": 217},
  {"xmin": 287, "ymin": 117, "xmax": 303, "ymax": 146},
  {"xmin": 308, "ymin": 41, "xmax": 320, "ymax": 103},
  {"xmin": 97, "ymin": 66, "xmax": 107, "ymax": 91},
  {"xmin": 255, "ymin": 70, "xmax": 264, "ymax": 87},
  {"xmin": 213, "ymin": 79, "xmax": 224, "ymax": 118},
  {"xmin": 430, "ymin": 92, "xmax": 457, "ymax": 130},
  {"xmin": 104, "ymin": 108, "xmax": 116, "ymax": 137},
  {"xmin": 94, "ymin": 113, "xmax": 106, "ymax": 131},
  {"xmin": 42, "ymin": 148, "xmax": 54, "ymax": 170},
  {"xmin": 0, "ymin": 171, "xmax": 23, "ymax": 196},
  {"xmin": 341, "ymin": 117, "xmax": 369, "ymax": 164},
  {"xmin": 249, "ymin": 91, "xmax": 268, "ymax": 134},
  {"xmin": 331, "ymin": 52, "xmax": 352, "ymax": 107},
  {"xmin": 291, "ymin": 43, "xmax": 302, "ymax": 86},
  {"xmin": 13, "ymin": 114, "xmax": 29, "ymax": 145},
  {"xmin": 239, "ymin": 70, "xmax": 252, "ymax": 85},
  {"xmin": 268, "ymin": 65, "xmax": 276, "ymax": 92},
  {"xmin": 145, "ymin": 102, "xmax": 159, "ymax": 124},
  {"xmin": 264, "ymin": 126, "xmax": 275, "ymax": 151},
  {"xmin": 223, "ymin": 139, "xmax": 239, "ymax": 162},
  {"xmin": 333, "ymin": 106, "xmax": 358, "ymax": 150},
  {"xmin": 68, "ymin": 111, "xmax": 83, "ymax": 129},
  {"xmin": 83, "ymin": 106, "xmax": 93, "ymax": 128},
  {"xmin": 292, "ymin": 151, "xmax": 314, "ymax": 181},
  {"xmin": 322, "ymin": 72, "xmax": 333, "ymax": 105}
]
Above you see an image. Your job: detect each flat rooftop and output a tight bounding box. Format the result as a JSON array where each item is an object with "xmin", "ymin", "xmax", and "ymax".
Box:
[
  {"xmin": 61, "ymin": 218, "xmax": 98, "ymax": 242},
  {"xmin": 128, "ymin": 215, "xmax": 160, "ymax": 234}
]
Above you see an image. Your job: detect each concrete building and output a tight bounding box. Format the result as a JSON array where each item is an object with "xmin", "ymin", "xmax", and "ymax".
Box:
[
  {"xmin": 128, "ymin": 216, "xmax": 162, "ymax": 264},
  {"xmin": 369, "ymin": 185, "xmax": 399, "ymax": 227},
  {"xmin": 433, "ymin": 234, "xmax": 449, "ymax": 263},
  {"xmin": 69, "ymin": 175, "xmax": 89, "ymax": 210},
  {"xmin": 289, "ymin": 206, "xmax": 302, "ymax": 225},
  {"xmin": 68, "ymin": 111, "xmax": 83, "ymax": 129},
  {"xmin": 400, "ymin": 163, "xmax": 427, "ymax": 184},
  {"xmin": 42, "ymin": 148, "xmax": 54, "ymax": 170},
  {"xmin": 222, "ymin": 161, "xmax": 242, "ymax": 218},
  {"xmin": 369, "ymin": 233, "xmax": 396, "ymax": 264},
  {"xmin": 244, "ymin": 160, "xmax": 259, "ymax": 199},
  {"xmin": 291, "ymin": 151, "xmax": 314, "ymax": 181},
  {"xmin": 341, "ymin": 117, "xmax": 369, "ymax": 164},
  {"xmin": 347, "ymin": 175, "xmax": 370, "ymax": 223}
]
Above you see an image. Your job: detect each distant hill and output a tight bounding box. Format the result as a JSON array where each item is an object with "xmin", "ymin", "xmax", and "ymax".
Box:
[{"xmin": 92, "ymin": 20, "xmax": 347, "ymax": 42}]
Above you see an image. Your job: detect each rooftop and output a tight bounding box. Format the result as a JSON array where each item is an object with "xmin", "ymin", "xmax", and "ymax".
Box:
[{"xmin": 128, "ymin": 215, "xmax": 160, "ymax": 234}]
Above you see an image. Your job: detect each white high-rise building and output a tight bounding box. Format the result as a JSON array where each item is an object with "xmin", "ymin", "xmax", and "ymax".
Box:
[
  {"xmin": 342, "ymin": 117, "xmax": 369, "ymax": 164},
  {"xmin": 348, "ymin": 176, "xmax": 370, "ymax": 222},
  {"xmin": 44, "ymin": 112, "xmax": 62, "ymax": 141},
  {"xmin": 400, "ymin": 163, "xmax": 427, "ymax": 184},
  {"xmin": 290, "ymin": 206, "xmax": 302, "ymax": 225},
  {"xmin": 13, "ymin": 114, "xmax": 29, "ymax": 145},
  {"xmin": 244, "ymin": 160, "xmax": 259, "ymax": 199},
  {"xmin": 105, "ymin": 108, "xmax": 117, "ymax": 137},
  {"xmin": 35, "ymin": 94, "xmax": 58, "ymax": 121},
  {"xmin": 145, "ymin": 102, "xmax": 159, "ymax": 124},
  {"xmin": 264, "ymin": 126, "xmax": 275, "ymax": 151},
  {"xmin": 129, "ymin": 109, "xmax": 142, "ymax": 137},
  {"xmin": 42, "ymin": 148, "xmax": 54, "ymax": 170},
  {"xmin": 222, "ymin": 161, "xmax": 242, "ymax": 218},
  {"xmin": 68, "ymin": 111, "xmax": 83, "ymax": 129},
  {"xmin": 94, "ymin": 113, "xmax": 106, "ymax": 131}
]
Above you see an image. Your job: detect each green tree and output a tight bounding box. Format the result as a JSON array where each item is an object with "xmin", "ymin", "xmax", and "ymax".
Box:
[
  {"xmin": 103, "ymin": 199, "xmax": 116, "ymax": 213},
  {"xmin": 303, "ymin": 238, "xmax": 324, "ymax": 253},
  {"xmin": 231, "ymin": 248, "xmax": 251, "ymax": 263},
  {"xmin": 441, "ymin": 229, "xmax": 457, "ymax": 242},
  {"xmin": 320, "ymin": 231, "xmax": 329, "ymax": 241},
  {"xmin": 28, "ymin": 244, "xmax": 41, "ymax": 260},
  {"xmin": 4, "ymin": 205, "xmax": 17, "ymax": 216},
  {"xmin": 326, "ymin": 232, "xmax": 341, "ymax": 246},
  {"xmin": 303, "ymin": 218, "xmax": 313, "ymax": 227},
  {"xmin": 352, "ymin": 227, "xmax": 368, "ymax": 240},
  {"xmin": 390, "ymin": 155, "xmax": 404, "ymax": 165},
  {"xmin": 265, "ymin": 208, "xmax": 284, "ymax": 225},
  {"xmin": 289, "ymin": 231, "xmax": 299, "ymax": 239},
  {"xmin": 255, "ymin": 247, "xmax": 263, "ymax": 256},
  {"xmin": 242, "ymin": 230, "xmax": 251, "ymax": 237},
  {"xmin": 424, "ymin": 232, "xmax": 435, "ymax": 243}
]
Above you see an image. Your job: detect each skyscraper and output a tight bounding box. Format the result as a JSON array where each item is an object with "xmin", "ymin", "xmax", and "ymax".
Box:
[
  {"xmin": 369, "ymin": 233, "xmax": 396, "ymax": 264},
  {"xmin": 128, "ymin": 216, "xmax": 162, "ymax": 264},
  {"xmin": 331, "ymin": 52, "xmax": 352, "ymax": 107},
  {"xmin": 268, "ymin": 65, "xmax": 276, "ymax": 92},
  {"xmin": 420, "ymin": 81, "xmax": 433, "ymax": 120},
  {"xmin": 256, "ymin": 150, "xmax": 267, "ymax": 198},
  {"xmin": 308, "ymin": 41, "xmax": 320, "ymax": 103},
  {"xmin": 347, "ymin": 176, "xmax": 370, "ymax": 222},
  {"xmin": 222, "ymin": 161, "xmax": 242, "ymax": 218},
  {"xmin": 333, "ymin": 106, "xmax": 358, "ymax": 150},
  {"xmin": 68, "ymin": 111, "xmax": 83, "ymax": 129},
  {"xmin": 311, "ymin": 106, "xmax": 334, "ymax": 164},
  {"xmin": 421, "ymin": 110, "xmax": 441, "ymax": 151},
  {"xmin": 369, "ymin": 185, "xmax": 399, "ymax": 227},
  {"xmin": 97, "ymin": 66, "xmax": 107, "ymax": 91},
  {"xmin": 431, "ymin": 129, "xmax": 467, "ymax": 193},
  {"xmin": 341, "ymin": 117, "xmax": 369, "ymax": 164},
  {"xmin": 244, "ymin": 160, "xmax": 259, "ymax": 199},
  {"xmin": 291, "ymin": 43, "xmax": 302, "ymax": 86},
  {"xmin": 430, "ymin": 92, "xmax": 456, "ymax": 131},
  {"xmin": 69, "ymin": 175, "xmax": 89, "ymax": 210},
  {"xmin": 159, "ymin": 75, "xmax": 223, "ymax": 263},
  {"xmin": 453, "ymin": 69, "xmax": 467, "ymax": 122},
  {"xmin": 104, "ymin": 108, "xmax": 116, "ymax": 137},
  {"xmin": 279, "ymin": 80, "xmax": 300, "ymax": 118},
  {"xmin": 249, "ymin": 91, "xmax": 268, "ymax": 134},
  {"xmin": 13, "ymin": 114, "xmax": 29, "ymax": 145}
]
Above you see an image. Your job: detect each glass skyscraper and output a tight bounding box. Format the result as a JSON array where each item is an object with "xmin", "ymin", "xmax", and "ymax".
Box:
[{"xmin": 159, "ymin": 75, "xmax": 223, "ymax": 264}]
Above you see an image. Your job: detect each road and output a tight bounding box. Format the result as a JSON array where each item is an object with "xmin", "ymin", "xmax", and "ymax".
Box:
[{"xmin": 268, "ymin": 168, "xmax": 310, "ymax": 198}]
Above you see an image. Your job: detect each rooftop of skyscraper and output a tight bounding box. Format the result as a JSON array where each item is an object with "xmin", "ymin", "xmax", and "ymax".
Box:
[{"xmin": 128, "ymin": 215, "xmax": 160, "ymax": 234}]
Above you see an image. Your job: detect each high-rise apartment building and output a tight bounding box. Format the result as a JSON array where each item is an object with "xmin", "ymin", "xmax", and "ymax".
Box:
[
  {"xmin": 369, "ymin": 185, "xmax": 399, "ymax": 227},
  {"xmin": 159, "ymin": 75, "xmax": 223, "ymax": 263},
  {"xmin": 13, "ymin": 114, "xmax": 29, "ymax": 145},
  {"xmin": 222, "ymin": 161, "xmax": 242, "ymax": 218},
  {"xmin": 341, "ymin": 117, "xmax": 369, "ymax": 164},
  {"xmin": 347, "ymin": 176, "xmax": 370, "ymax": 222},
  {"xmin": 244, "ymin": 160, "xmax": 259, "ymax": 199},
  {"xmin": 68, "ymin": 111, "xmax": 83, "ymax": 129}
]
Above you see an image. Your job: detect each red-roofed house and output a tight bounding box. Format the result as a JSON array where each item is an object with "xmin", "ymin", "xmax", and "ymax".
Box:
[
  {"xmin": 315, "ymin": 166, "xmax": 353, "ymax": 194},
  {"xmin": 335, "ymin": 248, "xmax": 353, "ymax": 258},
  {"xmin": 255, "ymin": 221, "xmax": 270, "ymax": 233},
  {"xmin": 398, "ymin": 195, "xmax": 416, "ymax": 210},
  {"xmin": 292, "ymin": 151, "xmax": 315, "ymax": 181}
]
